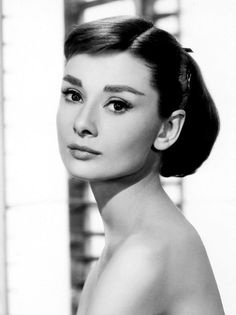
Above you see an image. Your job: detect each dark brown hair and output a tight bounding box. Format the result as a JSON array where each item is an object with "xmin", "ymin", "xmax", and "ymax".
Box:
[{"xmin": 65, "ymin": 15, "xmax": 220, "ymax": 177}]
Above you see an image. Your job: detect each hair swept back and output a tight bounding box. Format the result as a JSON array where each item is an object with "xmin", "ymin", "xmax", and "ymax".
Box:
[{"xmin": 65, "ymin": 15, "xmax": 220, "ymax": 177}]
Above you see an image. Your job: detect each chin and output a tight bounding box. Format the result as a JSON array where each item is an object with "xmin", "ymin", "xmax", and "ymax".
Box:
[
  {"xmin": 65, "ymin": 159, "xmax": 148, "ymax": 183},
  {"xmin": 64, "ymin": 163, "xmax": 97, "ymax": 181}
]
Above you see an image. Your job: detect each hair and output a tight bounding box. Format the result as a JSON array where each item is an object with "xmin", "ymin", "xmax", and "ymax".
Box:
[{"xmin": 64, "ymin": 15, "xmax": 220, "ymax": 177}]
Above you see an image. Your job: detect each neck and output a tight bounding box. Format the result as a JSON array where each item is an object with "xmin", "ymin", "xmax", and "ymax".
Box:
[{"xmin": 90, "ymin": 157, "xmax": 167, "ymax": 250}]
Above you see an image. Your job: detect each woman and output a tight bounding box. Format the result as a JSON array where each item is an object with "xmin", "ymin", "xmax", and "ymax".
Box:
[{"xmin": 57, "ymin": 16, "xmax": 225, "ymax": 315}]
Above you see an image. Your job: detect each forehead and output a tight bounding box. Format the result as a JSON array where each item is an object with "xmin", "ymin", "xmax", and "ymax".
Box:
[{"xmin": 64, "ymin": 52, "xmax": 154, "ymax": 92}]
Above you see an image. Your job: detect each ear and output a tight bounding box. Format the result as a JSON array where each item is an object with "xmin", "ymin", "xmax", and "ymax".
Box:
[{"xmin": 153, "ymin": 110, "xmax": 186, "ymax": 151}]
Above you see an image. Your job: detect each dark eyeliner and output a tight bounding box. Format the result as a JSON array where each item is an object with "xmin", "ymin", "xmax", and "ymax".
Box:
[
  {"xmin": 61, "ymin": 87, "xmax": 83, "ymax": 102},
  {"xmin": 105, "ymin": 98, "xmax": 133, "ymax": 112}
]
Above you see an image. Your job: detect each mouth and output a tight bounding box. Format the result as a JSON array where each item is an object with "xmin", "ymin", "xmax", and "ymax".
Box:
[{"xmin": 67, "ymin": 144, "xmax": 102, "ymax": 156}]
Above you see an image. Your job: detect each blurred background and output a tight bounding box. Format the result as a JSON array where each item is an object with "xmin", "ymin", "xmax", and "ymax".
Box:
[{"xmin": 0, "ymin": 0, "xmax": 236, "ymax": 315}]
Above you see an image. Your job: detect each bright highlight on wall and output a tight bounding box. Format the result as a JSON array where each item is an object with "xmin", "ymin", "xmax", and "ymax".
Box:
[
  {"xmin": 83, "ymin": 0, "xmax": 136, "ymax": 21},
  {"xmin": 2, "ymin": 1, "xmax": 71, "ymax": 315},
  {"xmin": 181, "ymin": 1, "xmax": 236, "ymax": 315}
]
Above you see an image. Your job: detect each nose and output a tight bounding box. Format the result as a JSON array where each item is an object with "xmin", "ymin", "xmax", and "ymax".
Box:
[{"xmin": 73, "ymin": 102, "xmax": 98, "ymax": 138}]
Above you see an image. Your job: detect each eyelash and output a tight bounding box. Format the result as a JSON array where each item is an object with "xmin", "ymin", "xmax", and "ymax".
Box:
[
  {"xmin": 104, "ymin": 99, "xmax": 133, "ymax": 114},
  {"xmin": 61, "ymin": 87, "xmax": 133, "ymax": 114},
  {"xmin": 61, "ymin": 88, "xmax": 83, "ymax": 103}
]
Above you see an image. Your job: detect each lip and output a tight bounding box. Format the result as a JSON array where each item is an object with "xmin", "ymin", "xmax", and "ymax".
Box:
[{"xmin": 67, "ymin": 144, "xmax": 101, "ymax": 155}]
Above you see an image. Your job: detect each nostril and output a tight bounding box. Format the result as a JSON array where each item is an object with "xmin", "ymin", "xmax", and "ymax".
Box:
[
  {"xmin": 73, "ymin": 112, "xmax": 98, "ymax": 137},
  {"xmin": 81, "ymin": 129, "xmax": 92, "ymax": 136},
  {"xmin": 73, "ymin": 125, "xmax": 93, "ymax": 136}
]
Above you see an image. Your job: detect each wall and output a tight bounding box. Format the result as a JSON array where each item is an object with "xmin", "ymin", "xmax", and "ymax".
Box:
[
  {"xmin": 181, "ymin": 1, "xmax": 236, "ymax": 314},
  {"xmin": 2, "ymin": 1, "xmax": 71, "ymax": 314}
]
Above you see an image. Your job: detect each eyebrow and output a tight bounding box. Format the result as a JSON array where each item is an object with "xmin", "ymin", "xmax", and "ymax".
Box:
[
  {"xmin": 63, "ymin": 74, "xmax": 82, "ymax": 87},
  {"xmin": 104, "ymin": 85, "xmax": 145, "ymax": 96},
  {"xmin": 63, "ymin": 74, "xmax": 145, "ymax": 96}
]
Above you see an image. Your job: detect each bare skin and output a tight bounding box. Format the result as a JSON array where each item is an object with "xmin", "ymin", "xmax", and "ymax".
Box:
[
  {"xmin": 77, "ymin": 157, "xmax": 225, "ymax": 315},
  {"xmin": 56, "ymin": 52, "xmax": 224, "ymax": 315}
]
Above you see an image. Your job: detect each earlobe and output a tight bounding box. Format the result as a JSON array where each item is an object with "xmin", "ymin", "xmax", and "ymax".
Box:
[{"xmin": 153, "ymin": 110, "xmax": 186, "ymax": 151}]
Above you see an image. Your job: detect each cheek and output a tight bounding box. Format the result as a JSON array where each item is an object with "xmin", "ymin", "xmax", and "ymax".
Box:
[
  {"xmin": 105, "ymin": 117, "xmax": 159, "ymax": 168},
  {"xmin": 56, "ymin": 108, "xmax": 72, "ymax": 162},
  {"xmin": 56, "ymin": 110, "xmax": 64, "ymax": 145},
  {"xmin": 56, "ymin": 107, "xmax": 71, "ymax": 142},
  {"xmin": 127, "ymin": 128, "xmax": 156, "ymax": 159}
]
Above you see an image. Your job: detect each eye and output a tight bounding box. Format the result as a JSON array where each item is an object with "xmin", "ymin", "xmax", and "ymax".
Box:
[
  {"xmin": 105, "ymin": 99, "xmax": 133, "ymax": 114},
  {"xmin": 61, "ymin": 88, "xmax": 83, "ymax": 103}
]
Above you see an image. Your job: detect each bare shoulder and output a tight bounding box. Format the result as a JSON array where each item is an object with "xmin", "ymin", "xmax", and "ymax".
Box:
[
  {"xmin": 110, "ymin": 233, "xmax": 170, "ymax": 294},
  {"xmin": 160, "ymin": 214, "xmax": 225, "ymax": 315},
  {"xmin": 86, "ymin": 234, "xmax": 169, "ymax": 315},
  {"xmin": 85, "ymin": 208, "xmax": 225, "ymax": 315},
  {"xmin": 165, "ymin": 216, "xmax": 215, "ymax": 281}
]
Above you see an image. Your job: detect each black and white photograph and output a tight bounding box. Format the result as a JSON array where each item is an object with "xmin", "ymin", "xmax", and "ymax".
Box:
[{"xmin": 0, "ymin": 1, "xmax": 235, "ymax": 315}]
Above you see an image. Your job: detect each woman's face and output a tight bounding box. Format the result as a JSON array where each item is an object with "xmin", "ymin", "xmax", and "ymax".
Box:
[{"xmin": 57, "ymin": 52, "xmax": 162, "ymax": 181}]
